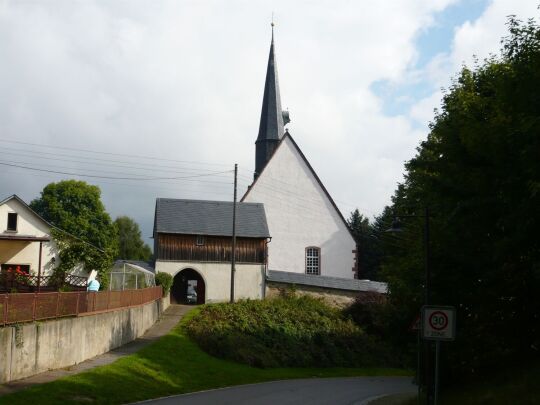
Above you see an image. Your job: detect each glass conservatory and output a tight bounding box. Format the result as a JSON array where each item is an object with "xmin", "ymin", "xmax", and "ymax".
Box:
[{"xmin": 109, "ymin": 261, "xmax": 156, "ymax": 290}]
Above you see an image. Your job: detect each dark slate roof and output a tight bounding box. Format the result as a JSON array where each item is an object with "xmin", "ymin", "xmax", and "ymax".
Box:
[
  {"xmin": 266, "ymin": 270, "xmax": 388, "ymax": 293},
  {"xmin": 154, "ymin": 198, "xmax": 270, "ymax": 238},
  {"xmin": 256, "ymin": 28, "xmax": 284, "ymax": 143}
]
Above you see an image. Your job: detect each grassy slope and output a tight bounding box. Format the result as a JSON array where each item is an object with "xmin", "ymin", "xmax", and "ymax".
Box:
[
  {"xmin": 0, "ymin": 309, "xmax": 410, "ymax": 405},
  {"xmin": 401, "ymin": 364, "xmax": 540, "ymax": 405},
  {"xmin": 439, "ymin": 363, "xmax": 540, "ymax": 405}
]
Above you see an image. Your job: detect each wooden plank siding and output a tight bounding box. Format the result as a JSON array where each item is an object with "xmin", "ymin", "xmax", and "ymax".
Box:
[{"xmin": 156, "ymin": 233, "xmax": 267, "ymax": 264}]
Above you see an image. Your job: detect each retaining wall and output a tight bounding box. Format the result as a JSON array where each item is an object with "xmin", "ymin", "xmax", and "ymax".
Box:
[
  {"xmin": 266, "ymin": 281, "xmax": 359, "ymax": 308},
  {"xmin": 0, "ymin": 296, "xmax": 169, "ymax": 383}
]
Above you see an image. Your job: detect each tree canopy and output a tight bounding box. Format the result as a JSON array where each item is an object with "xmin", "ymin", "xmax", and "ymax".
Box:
[
  {"xmin": 30, "ymin": 180, "xmax": 118, "ymax": 252},
  {"xmin": 347, "ymin": 209, "xmax": 384, "ymax": 280},
  {"xmin": 115, "ymin": 216, "xmax": 152, "ymax": 261},
  {"xmin": 379, "ymin": 16, "xmax": 540, "ymax": 380}
]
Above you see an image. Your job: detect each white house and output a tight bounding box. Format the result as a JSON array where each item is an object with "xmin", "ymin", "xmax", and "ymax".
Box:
[
  {"xmin": 0, "ymin": 195, "xmax": 59, "ymax": 279},
  {"xmin": 242, "ymin": 28, "xmax": 357, "ymax": 280}
]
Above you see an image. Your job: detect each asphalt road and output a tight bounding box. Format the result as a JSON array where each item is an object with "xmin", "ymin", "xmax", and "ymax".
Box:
[{"xmin": 135, "ymin": 377, "xmax": 415, "ymax": 405}]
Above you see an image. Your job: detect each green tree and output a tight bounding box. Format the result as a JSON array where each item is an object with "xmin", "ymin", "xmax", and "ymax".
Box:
[
  {"xmin": 380, "ymin": 16, "xmax": 540, "ymax": 381},
  {"xmin": 115, "ymin": 216, "xmax": 152, "ymax": 261},
  {"xmin": 30, "ymin": 180, "xmax": 118, "ymax": 252},
  {"xmin": 31, "ymin": 180, "xmax": 118, "ymax": 287},
  {"xmin": 347, "ymin": 209, "xmax": 382, "ymax": 280}
]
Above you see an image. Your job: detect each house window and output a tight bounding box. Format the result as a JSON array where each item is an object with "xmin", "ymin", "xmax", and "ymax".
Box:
[
  {"xmin": 306, "ymin": 247, "xmax": 320, "ymax": 275},
  {"xmin": 7, "ymin": 213, "xmax": 18, "ymax": 232},
  {"xmin": 196, "ymin": 235, "xmax": 205, "ymax": 246}
]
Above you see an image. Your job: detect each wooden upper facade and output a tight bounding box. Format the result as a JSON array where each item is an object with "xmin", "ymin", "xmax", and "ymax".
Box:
[{"xmin": 155, "ymin": 233, "xmax": 267, "ymax": 264}]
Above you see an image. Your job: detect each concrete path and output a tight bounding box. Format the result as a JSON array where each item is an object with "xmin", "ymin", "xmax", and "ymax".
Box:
[
  {"xmin": 134, "ymin": 377, "xmax": 416, "ymax": 405},
  {"xmin": 0, "ymin": 304, "xmax": 191, "ymax": 396}
]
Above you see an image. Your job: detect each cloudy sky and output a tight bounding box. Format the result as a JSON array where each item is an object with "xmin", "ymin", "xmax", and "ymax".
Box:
[{"xmin": 0, "ymin": 0, "xmax": 537, "ymax": 245}]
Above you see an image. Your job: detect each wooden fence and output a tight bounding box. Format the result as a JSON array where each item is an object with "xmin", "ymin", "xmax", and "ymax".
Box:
[{"xmin": 0, "ymin": 286, "xmax": 162, "ymax": 326}]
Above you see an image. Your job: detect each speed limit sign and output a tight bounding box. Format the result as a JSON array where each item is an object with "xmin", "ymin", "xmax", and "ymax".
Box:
[{"xmin": 422, "ymin": 306, "xmax": 456, "ymax": 341}]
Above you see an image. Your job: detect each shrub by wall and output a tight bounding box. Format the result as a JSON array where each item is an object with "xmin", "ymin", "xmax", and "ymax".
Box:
[
  {"xmin": 185, "ymin": 295, "xmax": 396, "ymax": 368},
  {"xmin": 155, "ymin": 272, "xmax": 173, "ymax": 295}
]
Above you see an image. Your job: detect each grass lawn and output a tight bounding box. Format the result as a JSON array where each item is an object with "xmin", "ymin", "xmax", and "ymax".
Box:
[
  {"xmin": 0, "ymin": 308, "xmax": 411, "ymax": 405},
  {"xmin": 401, "ymin": 363, "xmax": 540, "ymax": 405},
  {"xmin": 437, "ymin": 363, "xmax": 540, "ymax": 405}
]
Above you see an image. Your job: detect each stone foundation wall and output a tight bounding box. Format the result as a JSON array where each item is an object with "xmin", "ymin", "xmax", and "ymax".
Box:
[{"xmin": 266, "ymin": 281, "xmax": 360, "ymax": 308}]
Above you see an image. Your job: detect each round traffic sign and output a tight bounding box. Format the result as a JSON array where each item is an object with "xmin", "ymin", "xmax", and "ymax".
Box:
[{"xmin": 429, "ymin": 311, "xmax": 448, "ymax": 331}]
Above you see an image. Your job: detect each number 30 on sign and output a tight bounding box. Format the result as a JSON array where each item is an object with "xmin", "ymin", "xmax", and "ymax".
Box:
[{"xmin": 422, "ymin": 306, "xmax": 456, "ymax": 341}]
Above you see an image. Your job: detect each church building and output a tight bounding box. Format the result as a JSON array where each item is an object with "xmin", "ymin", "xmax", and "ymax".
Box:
[
  {"xmin": 152, "ymin": 27, "xmax": 388, "ymax": 305},
  {"xmin": 242, "ymin": 27, "xmax": 357, "ymax": 280}
]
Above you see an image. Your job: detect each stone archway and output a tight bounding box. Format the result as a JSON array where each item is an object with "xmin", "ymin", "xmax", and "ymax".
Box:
[{"xmin": 171, "ymin": 268, "xmax": 206, "ymax": 305}]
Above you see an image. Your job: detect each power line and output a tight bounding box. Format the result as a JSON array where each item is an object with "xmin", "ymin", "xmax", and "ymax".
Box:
[
  {"xmin": 0, "ymin": 146, "xmax": 234, "ymax": 175},
  {"xmin": 0, "ymin": 157, "xmax": 233, "ymax": 183},
  {"xmin": 0, "ymin": 166, "xmax": 234, "ymax": 197},
  {"xmin": 0, "ymin": 139, "xmax": 233, "ymax": 167},
  {"xmin": 0, "ymin": 161, "xmax": 232, "ymax": 181}
]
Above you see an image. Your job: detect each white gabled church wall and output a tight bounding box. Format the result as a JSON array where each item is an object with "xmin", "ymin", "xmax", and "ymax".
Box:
[{"xmin": 244, "ymin": 137, "xmax": 356, "ymax": 279}]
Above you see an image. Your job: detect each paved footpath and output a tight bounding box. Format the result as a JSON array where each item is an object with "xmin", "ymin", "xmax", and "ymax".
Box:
[{"xmin": 0, "ymin": 304, "xmax": 191, "ymax": 396}]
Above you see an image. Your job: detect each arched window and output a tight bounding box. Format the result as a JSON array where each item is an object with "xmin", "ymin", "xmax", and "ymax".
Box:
[{"xmin": 305, "ymin": 247, "xmax": 321, "ymax": 275}]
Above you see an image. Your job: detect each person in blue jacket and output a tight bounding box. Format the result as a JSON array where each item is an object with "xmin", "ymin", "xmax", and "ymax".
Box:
[{"xmin": 87, "ymin": 277, "xmax": 100, "ymax": 292}]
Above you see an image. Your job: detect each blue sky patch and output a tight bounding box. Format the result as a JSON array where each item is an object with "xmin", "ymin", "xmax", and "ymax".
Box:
[{"xmin": 372, "ymin": 0, "xmax": 490, "ymax": 118}]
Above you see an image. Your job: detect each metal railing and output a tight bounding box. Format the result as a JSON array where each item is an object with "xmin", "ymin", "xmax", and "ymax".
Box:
[
  {"xmin": 0, "ymin": 272, "xmax": 88, "ymax": 293},
  {"xmin": 0, "ymin": 286, "xmax": 163, "ymax": 326}
]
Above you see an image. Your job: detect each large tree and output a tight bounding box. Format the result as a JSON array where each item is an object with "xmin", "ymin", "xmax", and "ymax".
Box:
[
  {"xmin": 115, "ymin": 216, "xmax": 152, "ymax": 261},
  {"xmin": 347, "ymin": 209, "xmax": 382, "ymax": 280},
  {"xmin": 30, "ymin": 180, "xmax": 118, "ymax": 252},
  {"xmin": 380, "ymin": 16, "xmax": 540, "ymax": 380}
]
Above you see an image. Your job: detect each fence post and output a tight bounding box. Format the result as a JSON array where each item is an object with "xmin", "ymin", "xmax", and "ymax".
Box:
[
  {"xmin": 32, "ymin": 293, "xmax": 37, "ymax": 321},
  {"xmin": 3, "ymin": 295, "xmax": 8, "ymax": 327},
  {"xmin": 55, "ymin": 292, "xmax": 60, "ymax": 318},
  {"xmin": 76, "ymin": 291, "xmax": 81, "ymax": 315},
  {"xmin": 107, "ymin": 290, "xmax": 111, "ymax": 310}
]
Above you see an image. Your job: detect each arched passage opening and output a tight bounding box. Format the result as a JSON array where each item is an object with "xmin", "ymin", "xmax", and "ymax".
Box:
[{"xmin": 171, "ymin": 268, "xmax": 206, "ymax": 305}]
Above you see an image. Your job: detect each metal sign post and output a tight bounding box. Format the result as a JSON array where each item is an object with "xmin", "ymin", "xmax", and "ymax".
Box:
[{"xmin": 422, "ymin": 306, "xmax": 456, "ymax": 405}]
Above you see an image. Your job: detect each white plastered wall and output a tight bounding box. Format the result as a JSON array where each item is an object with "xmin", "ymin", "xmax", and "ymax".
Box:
[
  {"xmin": 155, "ymin": 261, "xmax": 265, "ymax": 303},
  {"xmin": 243, "ymin": 136, "xmax": 356, "ymax": 279},
  {"xmin": 0, "ymin": 198, "xmax": 59, "ymax": 276}
]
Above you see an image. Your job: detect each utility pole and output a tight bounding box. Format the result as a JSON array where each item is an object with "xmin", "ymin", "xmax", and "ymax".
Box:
[
  {"xmin": 424, "ymin": 206, "xmax": 432, "ymax": 405},
  {"xmin": 230, "ymin": 163, "xmax": 238, "ymax": 303}
]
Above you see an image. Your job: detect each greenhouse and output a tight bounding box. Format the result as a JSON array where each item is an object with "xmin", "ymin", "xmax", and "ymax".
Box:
[{"xmin": 109, "ymin": 260, "xmax": 156, "ymax": 290}]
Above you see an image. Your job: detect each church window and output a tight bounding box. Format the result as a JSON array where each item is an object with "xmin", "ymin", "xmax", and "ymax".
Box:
[
  {"xmin": 196, "ymin": 235, "xmax": 205, "ymax": 246},
  {"xmin": 305, "ymin": 247, "xmax": 320, "ymax": 275}
]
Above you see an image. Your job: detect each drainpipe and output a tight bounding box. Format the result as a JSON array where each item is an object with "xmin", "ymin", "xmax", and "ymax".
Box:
[
  {"xmin": 37, "ymin": 241, "xmax": 43, "ymax": 293},
  {"xmin": 262, "ymin": 237, "xmax": 272, "ymax": 299}
]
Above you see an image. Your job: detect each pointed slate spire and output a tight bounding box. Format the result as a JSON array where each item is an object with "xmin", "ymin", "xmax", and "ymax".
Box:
[{"xmin": 254, "ymin": 23, "xmax": 287, "ymax": 179}]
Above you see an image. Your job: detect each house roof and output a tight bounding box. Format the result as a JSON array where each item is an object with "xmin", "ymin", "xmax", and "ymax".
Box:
[
  {"xmin": 154, "ymin": 198, "xmax": 270, "ymax": 238},
  {"xmin": 0, "ymin": 194, "xmax": 55, "ymax": 229},
  {"xmin": 0, "ymin": 235, "xmax": 50, "ymax": 242},
  {"xmin": 113, "ymin": 260, "xmax": 156, "ymax": 275},
  {"xmin": 266, "ymin": 270, "xmax": 388, "ymax": 293},
  {"xmin": 0, "ymin": 194, "xmax": 104, "ymax": 252},
  {"xmin": 241, "ymin": 132, "xmax": 355, "ymax": 241}
]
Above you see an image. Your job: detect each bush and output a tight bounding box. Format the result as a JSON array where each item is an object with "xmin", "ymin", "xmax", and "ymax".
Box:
[
  {"xmin": 185, "ymin": 295, "xmax": 398, "ymax": 368},
  {"xmin": 155, "ymin": 272, "xmax": 173, "ymax": 295},
  {"xmin": 343, "ymin": 292, "xmax": 387, "ymax": 335}
]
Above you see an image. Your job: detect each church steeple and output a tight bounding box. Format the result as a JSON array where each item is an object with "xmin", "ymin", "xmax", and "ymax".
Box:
[{"xmin": 254, "ymin": 23, "xmax": 289, "ymax": 179}]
